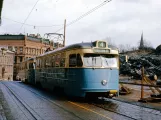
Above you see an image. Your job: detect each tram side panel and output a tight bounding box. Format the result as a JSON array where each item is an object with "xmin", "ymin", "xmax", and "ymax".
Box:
[{"xmin": 64, "ymin": 68, "xmax": 119, "ymax": 98}]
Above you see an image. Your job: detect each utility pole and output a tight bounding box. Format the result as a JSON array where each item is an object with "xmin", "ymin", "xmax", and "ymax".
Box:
[
  {"xmin": 0, "ymin": 0, "xmax": 4, "ymax": 25},
  {"xmin": 63, "ymin": 19, "xmax": 66, "ymax": 47}
]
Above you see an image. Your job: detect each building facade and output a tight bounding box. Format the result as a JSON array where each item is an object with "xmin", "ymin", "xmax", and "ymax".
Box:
[
  {"xmin": 0, "ymin": 34, "xmax": 54, "ymax": 80},
  {"xmin": 0, "ymin": 48, "xmax": 14, "ymax": 80}
]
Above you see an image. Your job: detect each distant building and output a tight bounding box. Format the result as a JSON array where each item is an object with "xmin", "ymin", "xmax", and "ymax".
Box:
[
  {"xmin": 139, "ymin": 32, "xmax": 144, "ymax": 50},
  {"xmin": 0, "ymin": 48, "xmax": 14, "ymax": 80},
  {"xmin": 0, "ymin": 34, "xmax": 54, "ymax": 80}
]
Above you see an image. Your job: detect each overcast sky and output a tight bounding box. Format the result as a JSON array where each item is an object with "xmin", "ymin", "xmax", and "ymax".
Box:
[{"xmin": 1, "ymin": 0, "xmax": 161, "ymax": 48}]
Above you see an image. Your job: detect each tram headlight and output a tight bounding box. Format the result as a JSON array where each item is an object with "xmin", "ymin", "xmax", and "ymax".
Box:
[{"xmin": 101, "ymin": 80, "xmax": 107, "ymax": 85}]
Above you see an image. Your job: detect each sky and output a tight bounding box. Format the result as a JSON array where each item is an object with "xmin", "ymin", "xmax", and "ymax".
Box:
[{"xmin": 1, "ymin": 0, "xmax": 161, "ymax": 48}]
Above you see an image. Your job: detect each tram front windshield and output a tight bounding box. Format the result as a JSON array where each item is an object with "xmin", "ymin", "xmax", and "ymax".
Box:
[{"xmin": 83, "ymin": 54, "xmax": 118, "ymax": 67}]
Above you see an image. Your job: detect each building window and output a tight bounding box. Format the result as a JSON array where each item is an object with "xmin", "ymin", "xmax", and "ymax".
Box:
[
  {"xmin": 15, "ymin": 47, "xmax": 17, "ymax": 52},
  {"xmin": 14, "ymin": 56, "xmax": 17, "ymax": 64},
  {"xmin": 26, "ymin": 48, "xmax": 28, "ymax": 54},
  {"xmin": 20, "ymin": 56, "xmax": 23, "ymax": 62},
  {"xmin": 8, "ymin": 46, "xmax": 12, "ymax": 51},
  {"xmin": 28, "ymin": 48, "xmax": 30, "ymax": 54},
  {"xmin": 20, "ymin": 47, "xmax": 23, "ymax": 53}
]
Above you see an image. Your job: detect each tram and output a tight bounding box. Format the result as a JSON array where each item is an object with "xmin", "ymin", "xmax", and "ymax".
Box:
[{"xmin": 18, "ymin": 40, "xmax": 119, "ymax": 98}]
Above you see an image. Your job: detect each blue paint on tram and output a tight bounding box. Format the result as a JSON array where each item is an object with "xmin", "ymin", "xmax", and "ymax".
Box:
[{"xmin": 18, "ymin": 40, "xmax": 119, "ymax": 99}]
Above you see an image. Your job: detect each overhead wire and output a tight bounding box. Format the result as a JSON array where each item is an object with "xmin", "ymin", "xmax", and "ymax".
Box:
[
  {"xmin": 2, "ymin": 0, "xmax": 63, "ymax": 28},
  {"xmin": 17, "ymin": 0, "xmax": 40, "ymax": 33},
  {"xmin": 2, "ymin": 17, "xmax": 63, "ymax": 27},
  {"xmin": 55, "ymin": 0, "xmax": 112, "ymax": 33},
  {"xmin": 2, "ymin": 0, "xmax": 111, "ymax": 33}
]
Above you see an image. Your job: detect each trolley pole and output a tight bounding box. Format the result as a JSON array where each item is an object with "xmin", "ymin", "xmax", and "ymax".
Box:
[{"xmin": 63, "ymin": 19, "xmax": 66, "ymax": 47}]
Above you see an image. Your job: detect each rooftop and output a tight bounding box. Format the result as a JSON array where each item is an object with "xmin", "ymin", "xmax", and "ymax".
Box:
[{"xmin": 0, "ymin": 34, "xmax": 51, "ymax": 45}]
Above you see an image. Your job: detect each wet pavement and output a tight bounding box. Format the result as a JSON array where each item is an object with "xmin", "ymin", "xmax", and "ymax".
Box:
[
  {"xmin": 0, "ymin": 87, "xmax": 6, "ymax": 120},
  {"xmin": 0, "ymin": 81, "xmax": 161, "ymax": 120}
]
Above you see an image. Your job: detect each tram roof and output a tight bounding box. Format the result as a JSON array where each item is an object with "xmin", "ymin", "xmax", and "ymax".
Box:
[{"xmin": 38, "ymin": 41, "xmax": 118, "ymax": 57}]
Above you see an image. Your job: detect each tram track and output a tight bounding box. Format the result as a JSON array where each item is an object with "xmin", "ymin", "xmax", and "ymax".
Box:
[
  {"xmin": 11, "ymin": 82, "xmax": 129, "ymax": 120},
  {"xmin": 91, "ymin": 101, "xmax": 137, "ymax": 120},
  {"xmin": 12, "ymin": 82, "xmax": 161, "ymax": 120},
  {"xmin": 6, "ymin": 82, "xmax": 161, "ymax": 120},
  {"xmin": 3, "ymin": 82, "xmax": 85, "ymax": 120},
  {"xmin": 90, "ymin": 97, "xmax": 161, "ymax": 120},
  {"xmin": 1, "ymin": 82, "xmax": 42, "ymax": 120}
]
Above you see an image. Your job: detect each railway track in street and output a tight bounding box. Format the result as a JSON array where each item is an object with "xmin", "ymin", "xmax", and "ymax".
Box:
[
  {"xmin": 2, "ymin": 81, "xmax": 161, "ymax": 120},
  {"xmin": 1, "ymin": 82, "xmax": 42, "ymax": 120},
  {"xmin": 1, "ymin": 81, "xmax": 83, "ymax": 120},
  {"xmin": 91, "ymin": 100, "xmax": 137, "ymax": 120},
  {"xmin": 5, "ymin": 82, "xmax": 134, "ymax": 120},
  {"xmin": 90, "ymin": 97, "xmax": 161, "ymax": 120},
  {"xmin": 14, "ymin": 82, "xmax": 161, "ymax": 120}
]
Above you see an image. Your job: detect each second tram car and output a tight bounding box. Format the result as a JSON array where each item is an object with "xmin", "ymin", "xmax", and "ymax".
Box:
[{"xmin": 18, "ymin": 40, "xmax": 119, "ymax": 98}]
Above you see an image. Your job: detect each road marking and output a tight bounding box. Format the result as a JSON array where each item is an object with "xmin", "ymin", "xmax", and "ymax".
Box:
[{"xmin": 68, "ymin": 101, "xmax": 113, "ymax": 120}]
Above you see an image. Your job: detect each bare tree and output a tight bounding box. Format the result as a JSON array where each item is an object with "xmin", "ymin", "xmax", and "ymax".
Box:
[
  {"xmin": 104, "ymin": 37, "xmax": 116, "ymax": 46},
  {"xmin": 118, "ymin": 44, "xmax": 134, "ymax": 53},
  {"xmin": 118, "ymin": 44, "xmax": 126, "ymax": 53},
  {"xmin": 137, "ymin": 39, "xmax": 154, "ymax": 50}
]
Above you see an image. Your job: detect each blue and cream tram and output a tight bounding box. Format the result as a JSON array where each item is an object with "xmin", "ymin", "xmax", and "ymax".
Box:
[{"xmin": 20, "ymin": 40, "xmax": 119, "ymax": 98}]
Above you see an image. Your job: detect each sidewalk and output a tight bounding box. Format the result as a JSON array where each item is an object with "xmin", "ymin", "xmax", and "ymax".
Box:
[
  {"xmin": 0, "ymin": 86, "xmax": 7, "ymax": 120},
  {"xmin": 118, "ymin": 86, "xmax": 161, "ymax": 111}
]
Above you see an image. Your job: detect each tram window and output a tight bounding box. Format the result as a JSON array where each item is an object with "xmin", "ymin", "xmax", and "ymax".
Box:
[
  {"xmin": 83, "ymin": 54, "xmax": 117, "ymax": 67},
  {"xmin": 60, "ymin": 58, "xmax": 65, "ymax": 67},
  {"xmin": 44, "ymin": 58, "xmax": 47, "ymax": 68},
  {"xmin": 39, "ymin": 59, "xmax": 41, "ymax": 68},
  {"xmin": 52, "ymin": 56, "xmax": 55, "ymax": 67},
  {"xmin": 45, "ymin": 57, "xmax": 51, "ymax": 68},
  {"xmin": 37, "ymin": 59, "xmax": 39, "ymax": 68},
  {"xmin": 25, "ymin": 63, "xmax": 27, "ymax": 69},
  {"xmin": 69, "ymin": 54, "xmax": 76, "ymax": 67},
  {"xmin": 45, "ymin": 58, "xmax": 48, "ymax": 68},
  {"xmin": 40, "ymin": 59, "xmax": 43, "ymax": 68},
  {"xmin": 42, "ymin": 58, "xmax": 45, "ymax": 68},
  {"xmin": 77, "ymin": 54, "xmax": 83, "ymax": 67},
  {"xmin": 55, "ymin": 55, "xmax": 60, "ymax": 67},
  {"xmin": 29, "ymin": 63, "xmax": 34, "ymax": 69}
]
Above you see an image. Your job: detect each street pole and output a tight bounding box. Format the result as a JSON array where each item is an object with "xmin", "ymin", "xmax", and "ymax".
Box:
[
  {"xmin": 141, "ymin": 67, "xmax": 144, "ymax": 99},
  {"xmin": 138, "ymin": 66, "xmax": 146, "ymax": 102},
  {"xmin": 63, "ymin": 19, "xmax": 66, "ymax": 47}
]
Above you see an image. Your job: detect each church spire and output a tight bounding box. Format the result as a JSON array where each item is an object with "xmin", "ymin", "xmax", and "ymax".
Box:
[{"xmin": 139, "ymin": 32, "xmax": 144, "ymax": 50}]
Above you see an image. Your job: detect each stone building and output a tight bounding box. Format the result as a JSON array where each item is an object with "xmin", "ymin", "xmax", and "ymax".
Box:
[
  {"xmin": 0, "ymin": 47, "xmax": 14, "ymax": 80},
  {"xmin": 0, "ymin": 34, "xmax": 54, "ymax": 80}
]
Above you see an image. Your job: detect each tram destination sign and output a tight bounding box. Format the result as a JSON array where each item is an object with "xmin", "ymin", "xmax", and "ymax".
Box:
[{"xmin": 93, "ymin": 49, "xmax": 110, "ymax": 53}]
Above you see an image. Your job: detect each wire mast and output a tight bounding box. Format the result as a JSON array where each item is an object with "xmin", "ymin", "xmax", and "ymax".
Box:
[
  {"xmin": 45, "ymin": 19, "xmax": 66, "ymax": 49},
  {"xmin": 63, "ymin": 19, "xmax": 66, "ymax": 47}
]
